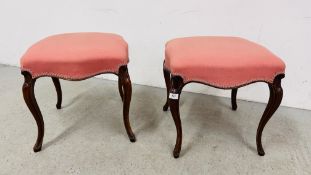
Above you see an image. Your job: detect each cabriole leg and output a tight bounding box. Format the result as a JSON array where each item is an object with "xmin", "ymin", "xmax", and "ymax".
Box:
[
  {"xmin": 163, "ymin": 67, "xmax": 171, "ymax": 111},
  {"xmin": 256, "ymin": 74, "xmax": 284, "ymax": 156},
  {"xmin": 22, "ymin": 71, "xmax": 44, "ymax": 152},
  {"xmin": 231, "ymin": 88, "xmax": 238, "ymax": 110},
  {"xmin": 119, "ymin": 66, "xmax": 136, "ymax": 142},
  {"xmin": 118, "ymin": 76, "xmax": 124, "ymax": 101},
  {"xmin": 52, "ymin": 77, "xmax": 62, "ymax": 109},
  {"xmin": 168, "ymin": 76, "xmax": 184, "ymax": 158}
]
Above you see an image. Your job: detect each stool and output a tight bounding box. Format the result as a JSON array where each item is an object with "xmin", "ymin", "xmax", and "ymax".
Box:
[
  {"xmin": 163, "ymin": 36, "xmax": 285, "ymax": 158},
  {"xmin": 21, "ymin": 32, "xmax": 136, "ymax": 152}
]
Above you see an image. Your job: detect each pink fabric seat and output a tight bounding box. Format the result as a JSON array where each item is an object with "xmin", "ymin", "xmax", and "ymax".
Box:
[
  {"xmin": 165, "ymin": 36, "xmax": 285, "ymax": 88},
  {"xmin": 21, "ymin": 32, "xmax": 128, "ymax": 79}
]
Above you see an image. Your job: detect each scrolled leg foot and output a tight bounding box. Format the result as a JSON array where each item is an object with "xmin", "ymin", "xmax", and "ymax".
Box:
[
  {"xmin": 33, "ymin": 145, "xmax": 42, "ymax": 152},
  {"xmin": 163, "ymin": 103, "xmax": 169, "ymax": 111},
  {"xmin": 173, "ymin": 148, "xmax": 180, "ymax": 158},
  {"xmin": 22, "ymin": 71, "xmax": 45, "ymax": 152},
  {"xmin": 119, "ymin": 66, "xmax": 136, "ymax": 142},
  {"xmin": 256, "ymin": 74, "xmax": 284, "ymax": 156}
]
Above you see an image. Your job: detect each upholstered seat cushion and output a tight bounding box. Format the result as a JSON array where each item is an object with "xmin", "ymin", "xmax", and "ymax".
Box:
[
  {"xmin": 21, "ymin": 32, "xmax": 128, "ymax": 79},
  {"xmin": 165, "ymin": 36, "xmax": 285, "ymax": 88}
]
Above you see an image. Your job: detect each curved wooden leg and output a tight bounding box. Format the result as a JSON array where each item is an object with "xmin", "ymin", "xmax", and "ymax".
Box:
[
  {"xmin": 168, "ymin": 76, "xmax": 184, "ymax": 158},
  {"xmin": 22, "ymin": 71, "xmax": 44, "ymax": 152},
  {"xmin": 119, "ymin": 66, "xmax": 136, "ymax": 142},
  {"xmin": 163, "ymin": 67, "xmax": 171, "ymax": 111},
  {"xmin": 52, "ymin": 77, "xmax": 62, "ymax": 109},
  {"xmin": 118, "ymin": 76, "xmax": 124, "ymax": 101},
  {"xmin": 231, "ymin": 88, "xmax": 238, "ymax": 110},
  {"xmin": 256, "ymin": 74, "xmax": 284, "ymax": 156}
]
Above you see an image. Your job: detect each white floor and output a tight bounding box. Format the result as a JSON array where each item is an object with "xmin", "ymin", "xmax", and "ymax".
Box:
[{"xmin": 0, "ymin": 65, "xmax": 310, "ymax": 174}]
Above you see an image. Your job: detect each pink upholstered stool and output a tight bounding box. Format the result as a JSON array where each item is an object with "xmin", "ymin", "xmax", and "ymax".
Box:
[
  {"xmin": 163, "ymin": 36, "xmax": 286, "ymax": 158},
  {"xmin": 21, "ymin": 32, "xmax": 136, "ymax": 152}
]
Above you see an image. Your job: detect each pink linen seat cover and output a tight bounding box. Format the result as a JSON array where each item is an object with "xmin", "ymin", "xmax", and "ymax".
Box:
[
  {"xmin": 21, "ymin": 32, "xmax": 128, "ymax": 79},
  {"xmin": 164, "ymin": 36, "xmax": 285, "ymax": 88}
]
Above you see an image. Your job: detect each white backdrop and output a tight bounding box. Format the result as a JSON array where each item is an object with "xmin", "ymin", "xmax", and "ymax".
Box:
[{"xmin": 0, "ymin": 0, "xmax": 310, "ymax": 110}]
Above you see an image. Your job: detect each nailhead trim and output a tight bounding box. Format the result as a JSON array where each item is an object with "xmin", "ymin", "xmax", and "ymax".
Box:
[
  {"xmin": 164, "ymin": 65, "xmax": 284, "ymax": 88},
  {"xmin": 21, "ymin": 62, "xmax": 128, "ymax": 80}
]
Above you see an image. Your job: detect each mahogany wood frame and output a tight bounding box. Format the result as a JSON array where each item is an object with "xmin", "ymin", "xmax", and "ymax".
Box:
[
  {"xmin": 22, "ymin": 65, "xmax": 135, "ymax": 152},
  {"xmin": 163, "ymin": 66, "xmax": 284, "ymax": 158}
]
